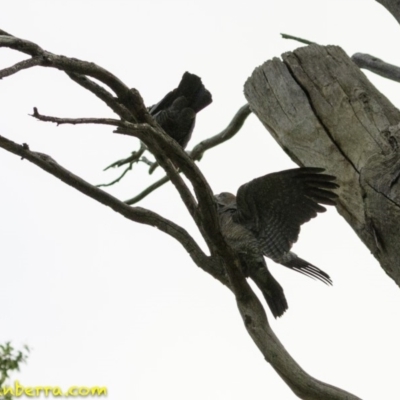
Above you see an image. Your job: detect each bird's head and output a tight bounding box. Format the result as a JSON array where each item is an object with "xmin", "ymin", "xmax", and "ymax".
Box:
[{"xmin": 215, "ymin": 192, "xmax": 237, "ymax": 212}]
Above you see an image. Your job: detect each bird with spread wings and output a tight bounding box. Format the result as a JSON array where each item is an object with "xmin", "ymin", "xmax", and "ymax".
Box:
[{"xmin": 215, "ymin": 167, "xmax": 338, "ymax": 318}]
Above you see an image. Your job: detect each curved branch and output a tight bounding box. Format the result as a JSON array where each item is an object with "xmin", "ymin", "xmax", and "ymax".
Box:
[
  {"xmin": 116, "ymin": 122, "xmax": 224, "ymax": 256},
  {"xmin": 116, "ymin": 125, "xmax": 199, "ymax": 221},
  {"xmin": 97, "ymin": 163, "xmax": 134, "ymax": 188},
  {"xmin": 190, "ymin": 104, "xmax": 252, "ymax": 161},
  {"xmin": 104, "ymin": 144, "xmax": 146, "ymax": 171},
  {"xmin": 0, "ymin": 35, "xmax": 149, "ymax": 123},
  {"xmin": 0, "ymin": 131, "xmax": 362, "ymax": 400},
  {"xmin": 0, "ymin": 29, "xmax": 13, "ymax": 37},
  {"xmin": 375, "ymin": 0, "xmax": 400, "ymax": 25},
  {"xmin": 0, "ymin": 133, "xmax": 220, "ymax": 280},
  {"xmin": 114, "ymin": 104, "xmax": 253, "ymax": 204},
  {"xmin": 0, "ymin": 35, "xmax": 125, "ymax": 94},
  {"xmin": 30, "ymin": 106, "xmax": 199, "ymax": 224},
  {"xmin": 0, "ymin": 56, "xmax": 44, "ymax": 79},
  {"xmin": 105, "ymin": 103, "xmax": 251, "ymax": 179},
  {"xmin": 148, "ymin": 159, "xmax": 159, "ymax": 174},
  {"xmin": 232, "ymin": 280, "xmax": 361, "ymax": 400},
  {"xmin": 0, "ymin": 31, "xmax": 363, "ymax": 398},
  {"xmin": 66, "ymin": 72, "xmax": 135, "ymax": 122},
  {"xmin": 125, "ymin": 175, "xmax": 171, "ymax": 205},
  {"xmin": 352, "ymin": 53, "xmax": 400, "ymax": 83},
  {"xmin": 31, "ymin": 109, "xmax": 147, "ymax": 188}
]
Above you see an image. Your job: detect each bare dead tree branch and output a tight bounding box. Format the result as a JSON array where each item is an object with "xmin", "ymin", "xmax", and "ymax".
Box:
[
  {"xmin": 0, "ymin": 133, "xmax": 220, "ymax": 277},
  {"xmin": 352, "ymin": 53, "xmax": 400, "ymax": 83},
  {"xmin": 148, "ymin": 160, "xmax": 159, "ymax": 174},
  {"xmin": 0, "ymin": 30, "xmax": 363, "ymax": 399},
  {"xmin": 0, "ymin": 132, "xmax": 361, "ymax": 400},
  {"xmin": 0, "ymin": 35, "xmax": 149, "ymax": 124},
  {"xmin": 190, "ymin": 104, "xmax": 252, "ymax": 161},
  {"xmin": 125, "ymin": 175, "xmax": 171, "ymax": 204},
  {"xmin": 115, "ymin": 124, "xmax": 201, "ymax": 227},
  {"xmin": 118, "ymin": 124, "xmax": 224, "ymax": 253},
  {"xmin": 0, "ymin": 29, "xmax": 13, "ymax": 37},
  {"xmin": 139, "ymin": 156, "xmax": 155, "ymax": 167},
  {"xmin": 142, "ymin": 103, "xmax": 251, "ymax": 181},
  {"xmin": 376, "ymin": 0, "xmax": 400, "ymax": 25},
  {"xmin": 30, "ymin": 105, "xmax": 199, "ymax": 225},
  {"xmin": 233, "ymin": 292, "xmax": 362, "ymax": 400},
  {"xmin": 66, "ymin": 72, "xmax": 135, "ymax": 122},
  {"xmin": 114, "ymin": 104, "xmax": 253, "ymax": 204},
  {"xmin": 0, "ymin": 56, "xmax": 44, "ymax": 79},
  {"xmin": 104, "ymin": 144, "xmax": 146, "ymax": 171},
  {"xmin": 97, "ymin": 163, "xmax": 134, "ymax": 187},
  {"xmin": 31, "ymin": 108, "xmax": 123, "ymax": 126},
  {"xmin": 31, "ymin": 107, "xmax": 145, "ymax": 188},
  {"xmin": 280, "ymin": 33, "xmax": 316, "ymax": 45},
  {"xmin": 27, "ymin": 88, "xmax": 199, "ymax": 233},
  {"xmin": 108, "ymin": 103, "xmax": 252, "ymax": 175}
]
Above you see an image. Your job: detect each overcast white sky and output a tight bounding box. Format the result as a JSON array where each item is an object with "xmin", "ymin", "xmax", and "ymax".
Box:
[{"xmin": 1, "ymin": 1, "xmax": 400, "ymax": 399}]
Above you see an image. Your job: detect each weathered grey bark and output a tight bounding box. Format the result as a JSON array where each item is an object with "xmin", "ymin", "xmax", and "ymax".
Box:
[
  {"xmin": 244, "ymin": 44, "xmax": 400, "ymax": 286},
  {"xmin": 352, "ymin": 53, "xmax": 400, "ymax": 83}
]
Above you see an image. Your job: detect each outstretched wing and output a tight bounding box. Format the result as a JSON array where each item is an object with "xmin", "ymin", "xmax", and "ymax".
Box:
[{"xmin": 234, "ymin": 168, "xmax": 338, "ymax": 261}]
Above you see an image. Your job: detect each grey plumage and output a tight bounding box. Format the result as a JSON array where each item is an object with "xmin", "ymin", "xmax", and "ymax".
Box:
[
  {"xmin": 215, "ymin": 167, "xmax": 338, "ymax": 318},
  {"xmin": 149, "ymin": 72, "xmax": 212, "ymax": 148}
]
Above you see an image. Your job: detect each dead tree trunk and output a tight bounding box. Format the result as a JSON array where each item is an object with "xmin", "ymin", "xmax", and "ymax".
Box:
[{"xmin": 244, "ymin": 44, "xmax": 400, "ymax": 286}]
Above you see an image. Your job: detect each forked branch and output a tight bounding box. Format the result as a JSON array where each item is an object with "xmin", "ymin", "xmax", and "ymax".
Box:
[
  {"xmin": 0, "ymin": 30, "xmax": 361, "ymax": 400},
  {"xmin": 0, "ymin": 132, "xmax": 360, "ymax": 400},
  {"xmin": 120, "ymin": 104, "xmax": 252, "ymax": 204}
]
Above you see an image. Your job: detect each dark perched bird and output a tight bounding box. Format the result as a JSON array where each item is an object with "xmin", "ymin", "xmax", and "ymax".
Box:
[
  {"xmin": 215, "ymin": 167, "xmax": 338, "ymax": 318},
  {"xmin": 148, "ymin": 72, "xmax": 212, "ymax": 148}
]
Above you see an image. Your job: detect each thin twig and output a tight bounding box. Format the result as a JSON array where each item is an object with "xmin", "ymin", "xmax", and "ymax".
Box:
[
  {"xmin": 31, "ymin": 108, "xmax": 123, "ymax": 126},
  {"xmin": 0, "ymin": 35, "xmax": 150, "ymax": 123},
  {"xmin": 28, "ymin": 107, "xmax": 196, "ymax": 216},
  {"xmin": 281, "ymin": 33, "xmax": 316, "ymax": 45},
  {"xmin": 116, "ymin": 125, "xmax": 199, "ymax": 221},
  {"xmin": 148, "ymin": 160, "xmax": 159, "ymax": 174},
  {"xmin": 97, "ymin": 164, "xmax": 134, "ymax": 188},
  {"xmin": 139, "ymin": 156, "xmax": 155, "ymax": 168},
  {"xmin": 125, "ymin": 175, "xmax": 171, "ymax": 204},
  {"xmin": 190, "ymin": 104, "xmax": 252, "ymax": 161},
  {"xmin": 104, "ymin": 144, "xmax": 146, "ymax": 171},
  {"xmin": 113, "ymin": 104, "xmax": 252, "ymax": 202},
  {"xmin": 30, "ymin": 108, "xmax": 164, "ymax": 192}
]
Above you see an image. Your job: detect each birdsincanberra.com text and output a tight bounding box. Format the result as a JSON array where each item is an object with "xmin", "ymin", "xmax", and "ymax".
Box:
[{"xmin": 0, "ymin": 381, "xmax": 107, "ymax": 397}]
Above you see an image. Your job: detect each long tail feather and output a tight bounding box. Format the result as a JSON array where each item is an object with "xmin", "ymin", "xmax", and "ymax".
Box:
[{"xmin": 281, "ymin": 254, "xmax": 332, "ymax": 285}]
